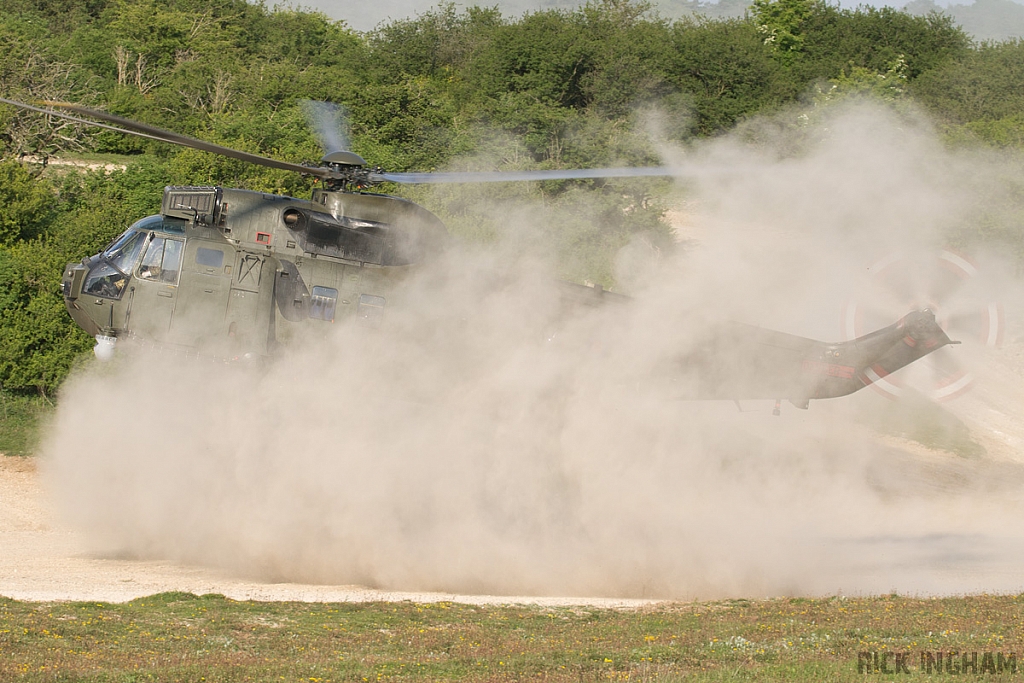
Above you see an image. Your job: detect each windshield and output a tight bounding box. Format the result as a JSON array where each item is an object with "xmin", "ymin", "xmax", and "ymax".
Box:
[
  {"xmin": 102, "ymin": 229, "xmax": 139, "ymax": 260},
  {"xmin": 83, "ymin": 262, "xmax": 128, "ymax": 299},
  {"xmin": 128, "ymin": 214, "xmax": 186, "ymax": 235},
  {"xmin": 104, "ymin": 230, "xmax": 146, "ymax": 275},
  {"xmin": 100, "ymin": 216, "xmax": 186, "ymax": 258}
]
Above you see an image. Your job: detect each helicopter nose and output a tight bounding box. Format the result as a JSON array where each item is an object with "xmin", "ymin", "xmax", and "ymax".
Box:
[{"xmin": 62, "ymin": 262, "xmax": 88, "ymax": 300}]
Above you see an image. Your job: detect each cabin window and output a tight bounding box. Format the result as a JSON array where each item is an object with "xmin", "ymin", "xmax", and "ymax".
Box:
[
  {"xmin": 358, "ymin": 294, "xmax": 386, "ymax": 323},
  {"xmin": 138, "ymin": 237, "xmax": 184, "ymax": 284},
  {"xmin": 196, "ymin": 247, "xmax": 225, "ymax": 268},
  {"xmin": 309, "ymin": 286, "xmax": 338, "ymax": 322}
]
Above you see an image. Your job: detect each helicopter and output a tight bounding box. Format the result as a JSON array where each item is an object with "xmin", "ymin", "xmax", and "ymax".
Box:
[{"xmin": 1, "ymin": 97, "xmax": 957, "ymax": 412}]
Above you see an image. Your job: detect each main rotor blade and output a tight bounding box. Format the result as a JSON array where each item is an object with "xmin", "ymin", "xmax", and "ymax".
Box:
[
  {"xmin": 373, "ymin": 166, "xmax": 685, "ymax": 184},
  {"xmin": 0, "ymin": 98, "xmax": 336, "ymax": 180},
  {"xmin": 3, "ymin": 97, "xmax": 696, "ymax": 187}
]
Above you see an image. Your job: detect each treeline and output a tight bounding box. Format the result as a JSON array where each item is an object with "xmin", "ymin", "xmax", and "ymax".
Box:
[
  {"xmin": 0, "ymin": 0, "xmax": 1023, "ymax": 397},
  {"xmin": 0, "ymin": 0, "xmax": 978, "ymax": 163}
]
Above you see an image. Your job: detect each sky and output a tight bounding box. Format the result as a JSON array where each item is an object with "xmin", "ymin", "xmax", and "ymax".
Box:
[
  {"xmin": 288, "ymin": 0, "xmax": 1021, "ymax": 31},
  {"xmin": 301, "ymin": 0, "xmax": 583, "ymax": 31}
]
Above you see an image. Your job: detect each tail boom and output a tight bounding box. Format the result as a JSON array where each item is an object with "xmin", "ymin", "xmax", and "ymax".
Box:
[{"xmin": 690, "ymin": 309, "xmax": 954, "ymax": 408}]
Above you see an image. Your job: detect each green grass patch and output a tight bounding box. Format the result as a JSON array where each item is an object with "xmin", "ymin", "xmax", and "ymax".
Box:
[
  {"xmin": 2, "ymin": 593, "xmax": 1024, "ymax": 681},
  {"xmin": 857, "ymin": 391, "xmax": 986, "ymax": 458},
  {"xmin": 0, "ymin": 392, "xmax": 53, "ymax": 456}
]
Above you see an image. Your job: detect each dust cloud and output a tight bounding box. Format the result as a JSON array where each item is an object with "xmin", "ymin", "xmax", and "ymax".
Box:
[{"xmin": 41, "ymin": 102, "xmax": 1024, "ymax": 599}]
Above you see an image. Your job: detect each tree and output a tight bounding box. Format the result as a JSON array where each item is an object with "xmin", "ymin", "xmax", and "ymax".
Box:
[
  {"xmin": 0, "ymin": 160, "xmax": 54, "ymax": 246},
  {"xmin": 668, "ymin": 18, "xmax": 787, "ymax": 136},
  {"xmin": 798, "ymin": 5, "xmax": 969, "ymax": 82},
  {"xmin": 751, "ymin": 0, "xmax": 816, "ymax": 62},
  {"xmin": 912, "ymin": 39, "xmax": 1024, "ymax": 125}
]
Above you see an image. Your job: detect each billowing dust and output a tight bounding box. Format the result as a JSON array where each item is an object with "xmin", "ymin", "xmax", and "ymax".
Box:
[{"xmin": 41, "ymin": 103, "xmax": 1024, "ymax": 599}]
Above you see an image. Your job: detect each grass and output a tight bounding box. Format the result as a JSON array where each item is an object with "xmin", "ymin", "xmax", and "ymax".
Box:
[
  {"xmin": 2, "ymin": 593, "xmax": 1024, "ymax": 681},
  {"xmin": 0, "ymin": 392, "xmax": 53, "ymax": 456},
  {"xmin": 857, "ymin": 390, "xmax": 987, "ymax": 458}
]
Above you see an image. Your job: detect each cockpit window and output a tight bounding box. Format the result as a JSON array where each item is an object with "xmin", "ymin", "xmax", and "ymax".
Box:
[
  {"xmin": 85, "ymin": 216, "xmax": 187, "ymax": 301},
  {"xmin": 83, "ymin": 262, "xmax": 128, "ymax": 299},
  {"xmin": 127, "ymin": 215, "xmax": 163, "ymax": 233},
  {"xmin": 138, "ymin": 236, "xmax": 184, "ymax": 284},
  {"xmin": 83, "ymin": 228, "xmax": 144, "ymax": 300},
  {"xmin": 104, "ymin": 230, "xmax": 146, "ymax": 274},
  {"xmin": 102, "ymin": 229, "xmax": 139, "ymax": 259},
  {"xmin": 159, "ymin": 218, "xmax": 186, "ymax": 234},
  {"xmin": 126, "ymin": 214, "xmax": 186, "ymax": 234}
]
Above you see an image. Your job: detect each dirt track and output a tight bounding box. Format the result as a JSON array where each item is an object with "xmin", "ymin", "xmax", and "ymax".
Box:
[{"xmin": 0, "ymin": 456, "xmax": 651, "ymax": 606}]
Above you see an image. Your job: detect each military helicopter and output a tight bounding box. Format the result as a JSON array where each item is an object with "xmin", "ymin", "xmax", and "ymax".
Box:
[{"xmin": 1, "ymin": 97, "xmax": 957, "ymax": 412}]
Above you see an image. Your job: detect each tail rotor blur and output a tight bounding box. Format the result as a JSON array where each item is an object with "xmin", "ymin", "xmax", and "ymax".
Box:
[{"xmin": 842, "ymin": 249, "xmax": 1004, "ymax": 401}]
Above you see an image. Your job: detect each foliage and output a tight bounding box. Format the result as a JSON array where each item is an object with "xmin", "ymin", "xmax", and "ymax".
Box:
[
  {"xmin": 0, "ymin": 394, "xmax": 52, "ymax": 455},
  {"xmin": 752, "ymin": 0, "xmax": 817, "ymax": 61},
  {"xmin": 856, "ymin": 390, "xmax": 986, "ymax": 458},
  {"xmin": 668, "ymin": 17, "xmax": 788, "ymax": 135},
  {"xmin": 0, "ymin": 161, "xmax": 54, "ymax": 245},
  {"xmin": 913, "ymin": 39, "xmax": 1024, "ymax": 125},
  {"xmin": 797, "ymin": 5, "xmax": 968, "ymax": 82},
  {"xmin": 805, "ymin": 56, "xmax": 911, "ymax": 119}
]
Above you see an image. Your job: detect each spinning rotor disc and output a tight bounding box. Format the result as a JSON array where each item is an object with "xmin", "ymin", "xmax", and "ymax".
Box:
[{"xmin": 842, "ymin": 249, "xmax": 1003, "ymax": 401}]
